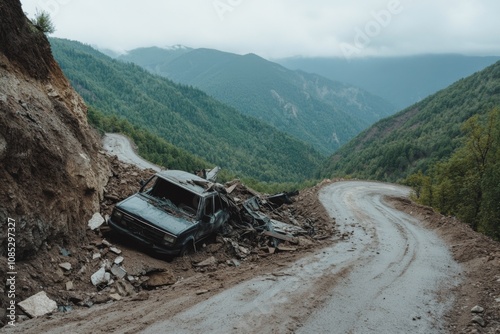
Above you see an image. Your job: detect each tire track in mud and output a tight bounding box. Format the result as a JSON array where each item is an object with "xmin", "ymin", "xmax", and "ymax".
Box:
[
  {"xmin": 298, "ymin": 181, "xmax": 461, "ymax": 334},
  {"xmin": 142, "ymin": 181, "xmax": 461, "ymax": 334}
]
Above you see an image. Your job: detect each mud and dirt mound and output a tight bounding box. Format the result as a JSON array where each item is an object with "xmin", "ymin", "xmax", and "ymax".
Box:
[
  {"xmin": 0, "ymin": 0, "xmax": 109, "ymax": 257},
  {"xmin": 0, "ymin": 0, "xmax": 109, "ymax": 325}
]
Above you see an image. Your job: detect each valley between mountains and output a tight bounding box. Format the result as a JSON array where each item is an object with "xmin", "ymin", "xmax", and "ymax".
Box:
[{"xmin": 2, "ymin": 1, "xmax": 500, "ymax": 333}]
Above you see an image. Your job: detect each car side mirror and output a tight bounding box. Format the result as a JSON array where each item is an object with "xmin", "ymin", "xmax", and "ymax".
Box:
[{"xmin": 139, "ymin": 179, "xmax": 146, "ymax": 187}]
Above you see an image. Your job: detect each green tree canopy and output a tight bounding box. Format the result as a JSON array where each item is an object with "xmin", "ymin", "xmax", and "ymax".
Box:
[
  {"xmin": 406, "ymin": 108, "xmax": 500, "ymax": 238},
  {"xmin": 31, "ymin": 9, "xmax": 55, "ymax": 34}
]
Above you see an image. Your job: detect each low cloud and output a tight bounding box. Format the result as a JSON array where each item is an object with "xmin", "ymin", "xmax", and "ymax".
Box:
[{"xmin": 21, "ymin": 0, "xmax": 500, "ymax": 58}]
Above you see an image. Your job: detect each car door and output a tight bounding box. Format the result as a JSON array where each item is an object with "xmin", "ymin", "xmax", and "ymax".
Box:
[
  {"xmin": 195, "ymin": 194, "xmax": 228, "ymax": 240},
  {"xmin": 212, "ymin": 194, "xmax": 229, "ymax": 230},
  {"xmin": 195, "ymin": 196, "xmax": 215, "ymax": 240}
]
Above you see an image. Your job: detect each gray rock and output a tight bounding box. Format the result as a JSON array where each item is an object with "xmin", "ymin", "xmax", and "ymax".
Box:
[
  {"xmin": 195, "ymin": 256, "xmax": 217, "ymax": 267},
  {"xmin": 111, "ymin": 264, "xmax": 127, "ymax": 279},
  {"xmin": 65, "ymin": 281, "xmax": 74, "ymax": 291},
  {"xmin": 90, "ymin": 267, "xmax": 108, "ymax": 286},
  {"xmin": 228, "ymin": 259, "xmax": 241, "ymax": 267},
  {"xmin": 472, "ymin": 315, "xmax": 486, "ymax": 327},
  {"xmin": 59, "ymin": 262, "xmax": 72, "ymax": 271},
  {"xmin": 109, "ymin": 247, "xmax": 122, "ymax": 255},
  {"xmin": 88, "ymin": 212, "xmax": 105, "ymax": 230},
  {"xmin": 18, "ymin": 292, "xmax": 57, "ymax": 318},
  {"xmin": 109, "ymin": 293, "xmax": 122, "ymax": 301},
  {"xmin": 102, "ymin": 239, "xmax": 112, "ymax": 247},
  {"xmin": 471, "ymin": 305, "xmax": 484, "ymax": 313}
]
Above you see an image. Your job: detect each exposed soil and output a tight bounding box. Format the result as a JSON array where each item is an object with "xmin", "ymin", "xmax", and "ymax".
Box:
[
  {"xmin": 1, "ymin": 154, "xmax": 338, "ymax": 331},
  {"xmin": 390, "ymin": 197, "xmax": 500, "ymax": 333},
  {"xmin": 1, "ymin": 0, "xmax": 109, "ymax": 327}
]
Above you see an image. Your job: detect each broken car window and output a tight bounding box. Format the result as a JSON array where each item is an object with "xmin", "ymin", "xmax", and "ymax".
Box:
[{"xmin": 141, "ymin": 176, "xmax": 201, "ymax": 217}]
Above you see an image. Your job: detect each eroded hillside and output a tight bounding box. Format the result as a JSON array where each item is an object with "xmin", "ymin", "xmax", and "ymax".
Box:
[{"xmin": 0, "ymin": 0, "xmax": 109, "ymax": 270}]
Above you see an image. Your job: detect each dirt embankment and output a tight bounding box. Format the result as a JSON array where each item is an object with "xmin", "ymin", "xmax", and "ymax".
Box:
[
  {"xmin": 0, "ymin": 0, "xmax": 109, "ymax": 325},
  {"xmin": 390, "ymin": 197, "xmax": 500, "ymax": 333},
  {"xmin": 0, "ymin": 0, "xmax": 109, "ymax": 258}
]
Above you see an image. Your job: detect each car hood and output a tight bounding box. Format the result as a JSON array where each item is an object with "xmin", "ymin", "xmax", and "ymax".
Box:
[{"xmin": 117, "ymin": 194, "xmax": 194, "ymax": 235}]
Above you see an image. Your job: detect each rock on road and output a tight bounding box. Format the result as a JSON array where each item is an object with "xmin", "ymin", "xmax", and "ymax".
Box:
[{"xmin": 142, "ymin": 181, "xmax": 461, "ymax": 333}]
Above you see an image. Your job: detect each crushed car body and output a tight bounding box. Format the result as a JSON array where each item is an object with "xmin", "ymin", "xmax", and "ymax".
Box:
[
  {"xmin": 108, "ymin": 168, "xmax": 230, "ymax": 256},
  {"xmin": 108, "ymin": 165, "xmax": 311, "ymax": 258}
]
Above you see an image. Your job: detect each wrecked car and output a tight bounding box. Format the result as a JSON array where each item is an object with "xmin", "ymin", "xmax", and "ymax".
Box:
[{"xmin": 108, "ymin": 169, "xmax": 230, "ymax": 256}]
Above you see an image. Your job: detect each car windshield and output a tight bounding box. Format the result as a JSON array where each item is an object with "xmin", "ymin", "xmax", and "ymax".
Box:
[{"xmin": 141, "ymin": 176, "xmax": 201, "ymax": 217}]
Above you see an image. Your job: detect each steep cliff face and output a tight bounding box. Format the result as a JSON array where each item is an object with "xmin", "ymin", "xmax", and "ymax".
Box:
[{"xmin": 0, "ymin": 0, "xmax": 109, "ymax": 258}]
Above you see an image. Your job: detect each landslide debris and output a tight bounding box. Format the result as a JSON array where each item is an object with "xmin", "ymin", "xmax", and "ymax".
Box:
[
  {"xmin": 2, "ymin": 154, "xmax": 335, "ymax": 328},
  {"xmin": 0, "ymin": 0, "xmax": 109, "ymax": 325}
]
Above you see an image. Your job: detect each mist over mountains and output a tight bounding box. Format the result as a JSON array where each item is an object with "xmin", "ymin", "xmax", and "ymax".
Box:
[{"xmin": 276, "ymin": 55, "xmax": 500, "ymax": 109}]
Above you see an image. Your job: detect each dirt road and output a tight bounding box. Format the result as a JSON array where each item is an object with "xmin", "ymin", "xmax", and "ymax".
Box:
[
  {"xmin": 102, "ymin": 133, "xmax": 162, "ymax": 172},
  {"xmin": 141, "ymin": 181, "xmax": 461, "ymax": 333}
]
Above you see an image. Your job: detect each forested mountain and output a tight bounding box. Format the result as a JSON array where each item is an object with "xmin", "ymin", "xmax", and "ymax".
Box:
[
  {"xmin": 277, "ymin": 55, "xmax": 500, "ymax": 109},
  {"xmin": 320, "ymin": 60, "xmax": 500, "ymax": 182},
  {"xmin": 118, "ymin": 47, "xmax": 396, "ymax": 154},
  {"xmin": 50, "ymin": 38, "xmax": 325, "ymax": 183},
  {"xmin": 406, "ymin": 108, "xmax": 500, "ymax": 238}
]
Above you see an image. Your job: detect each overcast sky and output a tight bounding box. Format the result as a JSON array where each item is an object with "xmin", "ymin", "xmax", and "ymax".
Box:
[{"xmin": 20, "ymin": 0, "xmax": 500, "ymax": 59}]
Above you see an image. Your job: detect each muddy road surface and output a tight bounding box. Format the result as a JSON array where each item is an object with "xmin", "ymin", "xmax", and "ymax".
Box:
[{"xmin": 142, "ymin": 181, "xmax": 461, "ymax": 333}]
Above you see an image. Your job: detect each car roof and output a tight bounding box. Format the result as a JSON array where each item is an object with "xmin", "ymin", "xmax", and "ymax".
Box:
[{"xmin": 156, "ymin": 170, "xmax": 214, "ymax": 196}]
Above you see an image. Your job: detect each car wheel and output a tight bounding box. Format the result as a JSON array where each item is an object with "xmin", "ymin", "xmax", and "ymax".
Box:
[{"xmin": 180, "ymin": 241, "xmax": 194, "ymax": 257}]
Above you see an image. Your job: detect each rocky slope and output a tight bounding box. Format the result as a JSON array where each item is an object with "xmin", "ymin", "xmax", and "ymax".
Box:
[{"xmin": 0, "ymin": 1, "xmax": 109, "ymax": 259}]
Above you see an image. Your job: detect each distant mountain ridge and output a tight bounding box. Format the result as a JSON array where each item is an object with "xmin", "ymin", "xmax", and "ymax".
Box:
[
  {"xmin": 118, "ymin": 47, "xmax": 397, "ymax": 154},
  {"xmin": 50, "ymin": 38, "xmax": 325, "ymax": 183},
  {"xmin": 320, "ymin": 60, "xmax": 500, "ymax": 181},
  {"xmin": 276, "ymin": 54, "xmax": 500, "ymax": 109}
]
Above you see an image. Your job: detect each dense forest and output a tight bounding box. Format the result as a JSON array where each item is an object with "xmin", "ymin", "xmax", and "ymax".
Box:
[
  {"xmin": 49, "ymin": 38, "xmax": 325, "ymax": 183},
  {"xmin": 321, "ymin": 60, "xmax": 500, "ymax": 182},
  {"xmin": 406, "ymin": 108, "xmax": 500, "ymax": 239},
  {"xmin": 119, "ymin": 47, "xmax": 396, "ymax": 154}
]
